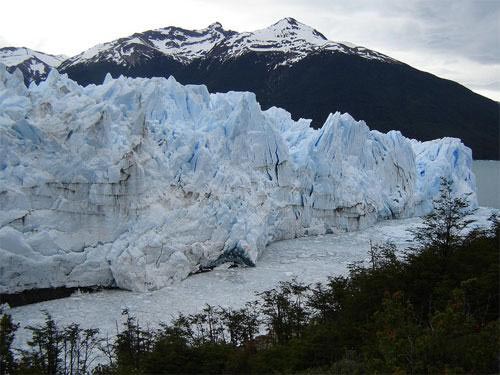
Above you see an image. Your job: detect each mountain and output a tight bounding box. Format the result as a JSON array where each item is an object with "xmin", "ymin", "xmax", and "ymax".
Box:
[
  {"xmin": 0, "ymin": 66, "xmax": 475, "ymax": 292},
  {"xmin": 6, "ymin": 18, "xmax": 499, "ymax": 159},
  {"xmin": 0, "ymin": 47, "xmax": 65, "ymax": 85},
  {"xmin": 58, "ymin": 18, "xmax": 397, "ymax": 85}
]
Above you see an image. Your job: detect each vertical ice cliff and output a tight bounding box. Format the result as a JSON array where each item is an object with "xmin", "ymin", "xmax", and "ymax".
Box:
[{"xmin": 0, "ymin": 66, "xmax": 477, "ymax": 292}]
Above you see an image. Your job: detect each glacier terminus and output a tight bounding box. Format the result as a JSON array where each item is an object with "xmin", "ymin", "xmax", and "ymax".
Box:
[{"xmin": 0, "ymin": 65, "xmax": 476, "ymax": 293}]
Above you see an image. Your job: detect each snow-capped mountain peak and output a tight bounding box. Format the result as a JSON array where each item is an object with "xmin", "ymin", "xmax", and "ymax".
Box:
[
  {"xmin": 210, "ymin": 17, "xmax": 396, "ymax": 66},
  {"xmin": 59, "ymin": 18, "xmax": 396, "ymax": 72},
  {"xmin": 204, "ymin": 21, "xmax": 224, "ymax": 30},
  {"xmin": 268, "ymin": 17, "xmax": 328, "ymax": 41},
  {"xmin": 60, "ymin": 22, "xmax": 237, "ymax": 69},
  {"xmin": 0, "ymin": 47, "xmax": 66, "ymax": 84},
  {"xmin": 144, "ymin": 22, "xmax": 236, "ymax": 62},
  {"xmin": 0, "ymin": 47, "xmax": 65, "ymax": 67},
  {"xmin": 216, "ymin": 17, "xmax": 331, "ymax": 64}
]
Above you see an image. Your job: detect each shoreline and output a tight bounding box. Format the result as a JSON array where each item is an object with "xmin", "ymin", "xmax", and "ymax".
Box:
[{"xmin": 1, "ymin": 285, "xmax": 117, "ymax": 308}]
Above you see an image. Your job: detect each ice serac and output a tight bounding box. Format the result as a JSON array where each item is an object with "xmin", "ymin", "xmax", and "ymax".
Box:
[
  {"xmin": 411, "ymin": 138, "xmax": 477, "ymax": 215},
  {"xmin": 0, "ymin": 65, "xmax": 477, "ymax": 293}
]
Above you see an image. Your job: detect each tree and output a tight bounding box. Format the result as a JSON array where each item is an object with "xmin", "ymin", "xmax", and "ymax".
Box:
[
  {"xmin": 370, "ymin": 292, "xmax": 420, "ymax": 374},
  {"xmin": 0, "ymin": 309, "xmax": 19, "ymax": 375},
  {"xmin": 61, "ymin": 323, "xmax": 101, "ymax": 375},
  {"xmin": 258, "ymin": 279, "xmax": 310, "ymax": 344},
  {"xmin": 113, "ymin": 309, "xmax": 153, "ymax": 373},
  {"xmin": 18, "ymin": 311, "xmax": 63, "ymax": 374},
  {"xmin": 220, "ymin": 302, "xmax": 260, "ymax": 347},
  {"xmin": 308, "ymin": 276, "xmax": 349, "ymax": 323},
  {"xmin": 409, "ymin": 177, "xmax": 474, "ymax": 257},
  {"xmin": 368, "ymin": 241, "xmax": 398, "ymax": 270}
]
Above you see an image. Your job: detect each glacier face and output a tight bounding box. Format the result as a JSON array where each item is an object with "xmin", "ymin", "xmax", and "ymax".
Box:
[{"xmin": 0, "ymin": 66, "xmax": 476, "ymax": 293}]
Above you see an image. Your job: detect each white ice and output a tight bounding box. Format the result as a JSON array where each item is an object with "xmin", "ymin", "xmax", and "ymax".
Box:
[{"xmin": 0, "ymin": 65, "xmax": 477, "ymax": 293}]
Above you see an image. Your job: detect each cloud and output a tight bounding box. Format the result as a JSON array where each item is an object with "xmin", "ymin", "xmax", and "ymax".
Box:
[
  {"xmin": 404, "ymin": 0, "xmax": 499, "ymax": 64},
  {"xmin": 0, "ymin": 35, "xmax": 9, "ymax": 48},
  {"xmin": 281, "ymin": 0, "xmax": 500, "ymax": 63},
  {"xmin": 472, "ymin": 81, "xmax": 500, "ymax": 91},
  {"xmin": 275, "ymin": 0, "xmax": 500, "ymax": 100},
  {"xmin": 0, "ymin": 0, "xmax": 498, "ymax": 101}
]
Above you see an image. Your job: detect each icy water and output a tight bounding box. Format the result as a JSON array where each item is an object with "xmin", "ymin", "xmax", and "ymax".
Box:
[
  {"xmin": 8, "ymin": 208, "xmax": 495, "ymax": 348},
  {"xmin": 473, "ymin": 160, "xmax": 500, "ymax": 208}
]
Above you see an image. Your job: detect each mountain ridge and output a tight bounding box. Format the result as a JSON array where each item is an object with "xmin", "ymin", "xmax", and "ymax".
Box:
[
  {"xmin": 57, "ymin": 17, "xmax": 397, "ymax": 71},
  {"xmin": 0, "ymin": 47, "xmax": 65, "ymax": 85}
]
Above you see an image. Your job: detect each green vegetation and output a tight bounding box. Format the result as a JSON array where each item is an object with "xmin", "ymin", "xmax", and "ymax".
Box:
[
  {"xmin": 1, "ymin": 179, "xmax": 498, "ymax": 374},
  {"xmin": 0, "ymin": 311, "xmax": 18, "ymax": 374}
]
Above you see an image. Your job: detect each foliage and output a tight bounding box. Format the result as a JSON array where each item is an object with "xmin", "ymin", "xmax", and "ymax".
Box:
[
  {"xmin": 408, "ymin": 177, "xmax": 475, "ymax": 257},
  {"xmin": 11, "ymin": 311, "xmax": 102, "ymax": 375},
  {"xmin": 0, "ymin": 307, "xmax": 19, "ymax": 375}
]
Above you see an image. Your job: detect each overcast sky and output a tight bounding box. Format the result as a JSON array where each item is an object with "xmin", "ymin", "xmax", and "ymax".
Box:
[{"xmin": 1, "ymin": 0, "xmax": 499, "ymax": 101}]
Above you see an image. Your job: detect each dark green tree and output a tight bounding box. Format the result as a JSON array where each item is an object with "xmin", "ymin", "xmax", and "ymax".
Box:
[
  {"xmin": 18, "ymin": 311, "xmax": 62, "ymax": 374},
  {"xmin": 0, "ymin": 309, "xmax": 19, "ymax": 375},
  {"xmin": 113, "ymin": 309, "xmax": 153, "ymax": 373},
  {"xmin": 61, "ymin": 323, "xmax": 101, "ymax": 375},
  {"xmin": 369, "ymin": 292, "xmax": 420, "ymax": 374},
  {"xmin": 409, "ymin": 177, "xmax": 474, "ymax": 257},
  {"xmin": 308, "ymin": 276, "xmax": 349, "ymax": 323},
  {"xmin": 258, "ymin": 279, "xmax": 310, "ymax": 345},
  {"xmin": 220, "ymin": 302, "xmax": 260, "ymax": 347}
]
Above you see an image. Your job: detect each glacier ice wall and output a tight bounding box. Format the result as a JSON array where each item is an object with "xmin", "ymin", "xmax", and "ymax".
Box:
[{"xmin": 0, "ymin": 66, "xmax": 477, "ymax": 292}]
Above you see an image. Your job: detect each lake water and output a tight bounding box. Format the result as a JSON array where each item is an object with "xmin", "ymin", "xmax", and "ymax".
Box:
[{"xmin": 473, "ymin": 160, "xmax": 500, "ymax": 208}]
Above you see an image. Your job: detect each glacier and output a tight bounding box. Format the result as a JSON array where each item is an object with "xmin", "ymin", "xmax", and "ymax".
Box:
[{"xmin": 0, "ymin": 65, "xmax": 477, "ymax": 293}]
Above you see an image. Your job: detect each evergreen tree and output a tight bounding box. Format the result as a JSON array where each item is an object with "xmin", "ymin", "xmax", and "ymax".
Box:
[
  {"xmin": 18, "ymin": 311, "xmax": 63, "ymax": 374},
  {"xmin": 0, "ymin": 309, "xmax": 19, "ymax": 375},
  {"xmin": 409, "ymin": 177, "xmax": 474, "ymax": 257}
]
